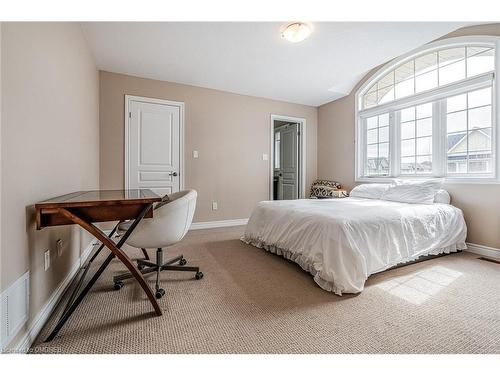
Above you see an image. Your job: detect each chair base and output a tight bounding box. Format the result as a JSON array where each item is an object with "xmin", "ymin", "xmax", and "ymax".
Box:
[{"xmin": 113, "ymin": 249, "xmax": 203, "ymax": 299}]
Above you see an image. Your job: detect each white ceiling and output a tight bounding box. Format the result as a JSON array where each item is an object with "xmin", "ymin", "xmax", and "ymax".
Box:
[{"xmin": 81, "ymin": 22, "xmax": 470, "ymax": 106}]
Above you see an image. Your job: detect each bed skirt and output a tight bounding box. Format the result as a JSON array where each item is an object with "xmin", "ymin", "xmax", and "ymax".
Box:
[{"xmin": 241, "ymin": 236, "xmax": 467, "ymax": 296}]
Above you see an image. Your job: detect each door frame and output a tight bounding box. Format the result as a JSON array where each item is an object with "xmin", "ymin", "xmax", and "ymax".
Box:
[
  {"xmin": 124, "ymin": 95, "xmax": 185, "ymax": 192},
  {"xmin": 269, "ymin": 114, "xmax": 306, "ymax": 200}
]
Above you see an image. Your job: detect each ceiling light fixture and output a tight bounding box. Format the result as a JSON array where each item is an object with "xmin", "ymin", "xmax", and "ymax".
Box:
[{"xmin": 281, "ymin": 22, "xmax": 312, "ymax": 43}]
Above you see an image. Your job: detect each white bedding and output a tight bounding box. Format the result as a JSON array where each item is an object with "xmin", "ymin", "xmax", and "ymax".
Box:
[{"xmin": 241, "ymin": 197, "xmax": 467, "ymax": 295}]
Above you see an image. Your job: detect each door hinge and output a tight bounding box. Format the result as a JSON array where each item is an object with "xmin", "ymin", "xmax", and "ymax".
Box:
[{"xmin": 129, "ymin": 112, "xmax": 131, "ymax": 118}]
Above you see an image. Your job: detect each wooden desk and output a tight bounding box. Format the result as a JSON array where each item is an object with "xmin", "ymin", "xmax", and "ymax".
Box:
[{"xmin": 35, "ymin": 189, "xmax": 162, "ymax": 341}]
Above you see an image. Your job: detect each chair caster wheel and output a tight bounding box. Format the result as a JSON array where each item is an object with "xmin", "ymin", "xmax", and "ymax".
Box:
[
  {"xmin": 113, "ymin": 281, "xmax": 124, "ymax": 290},
  {"xmin": 195, "ymin": 271, "xmax": 203, "ymax": 280},
  {"xmin": 155, "ymin": 288, "xmax": 165, "ymax": 299},
  {"xmin": 179, "ymin": 258, "xmax": 187, "ymax": 266},
  {"xmin": 137, "ymin": 263, "xmax": 146, "ymax": 270}
]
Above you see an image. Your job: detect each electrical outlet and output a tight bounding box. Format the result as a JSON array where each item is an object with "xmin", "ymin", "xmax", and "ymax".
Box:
[
  {"xmin": 44, "ymin": 250, "xmax": 50, "ymax": 271},
  {"xmin": 56, "ymin": 239, "xmax": 63, "ymax": 257},
  {"xmin": 212, "ymin": 201, "xmax": 218, "ymax": 211}
]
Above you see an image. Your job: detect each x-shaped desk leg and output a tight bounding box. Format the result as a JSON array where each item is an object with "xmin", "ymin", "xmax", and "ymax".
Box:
[{"xmin": 45, "ymin": 203, "xmax": 161, "ymax": 342}]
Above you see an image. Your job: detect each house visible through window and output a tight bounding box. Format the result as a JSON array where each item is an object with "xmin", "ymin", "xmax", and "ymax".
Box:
[{"xmin": 356, "ymin": 37, "xmax": 497, "ymax": 181}]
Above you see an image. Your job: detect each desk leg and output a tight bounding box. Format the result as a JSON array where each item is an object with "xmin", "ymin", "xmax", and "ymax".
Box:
[
  {"xmin": 61, "ymin": 222, "xmax": 121, "ymax": 316},
  {"xmin": 44, "ymin": 204, "xmax": 161, "ymax": 342}
]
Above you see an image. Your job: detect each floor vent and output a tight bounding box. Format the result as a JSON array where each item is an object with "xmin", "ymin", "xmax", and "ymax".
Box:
[{"xmin": 478, "ymin": 257, "xmax": 500, "ymax": 264}]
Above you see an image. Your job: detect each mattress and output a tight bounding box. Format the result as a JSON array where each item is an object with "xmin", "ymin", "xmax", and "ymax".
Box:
[{"xmin": 241, "ymin": 197, "xmax": 467, "ymax": 295}]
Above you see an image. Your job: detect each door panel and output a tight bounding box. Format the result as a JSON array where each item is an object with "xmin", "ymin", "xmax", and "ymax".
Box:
[
  {"xmin": 279, "ymin": 124, "xmax": 298, "ymax": 200},
  {"xmin": 127, "ymin": 99, "xmax": 181, "ymax": 196}
]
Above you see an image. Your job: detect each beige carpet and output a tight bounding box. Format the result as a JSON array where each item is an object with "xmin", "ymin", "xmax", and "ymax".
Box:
[{"xmin": 32, "ymin": 226, "xmax": 500, "ymax": 354}]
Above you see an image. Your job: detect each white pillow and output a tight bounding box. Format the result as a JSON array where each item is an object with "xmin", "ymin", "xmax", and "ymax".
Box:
[
  {"xmin": 434, "ymin": 189, "xmax": 451, "ymax": 204},
  {"xmin": 381, "ymin": 179, "xmax": 443, "ymax": 204},
  {"xmin": 350, "ymin": 183, "xmax": 391, "ymax": 200}
]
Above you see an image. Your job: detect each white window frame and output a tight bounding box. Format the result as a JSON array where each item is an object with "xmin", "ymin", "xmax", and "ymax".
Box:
[{"xmin": 355, "ymin": 36, "xmax": 500, "ymax": 184}]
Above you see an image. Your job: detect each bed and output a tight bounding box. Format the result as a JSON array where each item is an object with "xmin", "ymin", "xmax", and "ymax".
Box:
[{"xmin": 241, "ymin": 182, "xmax": 467, "ymax": 295}]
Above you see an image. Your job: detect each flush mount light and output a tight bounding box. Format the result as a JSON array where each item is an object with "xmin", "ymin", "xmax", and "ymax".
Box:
[{"xmin": 281, "ymin": 22, "xmax": 312, "ymax": 43}]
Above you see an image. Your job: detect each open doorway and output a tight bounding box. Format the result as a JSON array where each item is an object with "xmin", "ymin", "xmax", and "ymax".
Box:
[{"xmin": 270, "ymin": 115, "xmax": 306, "ymax": 200}]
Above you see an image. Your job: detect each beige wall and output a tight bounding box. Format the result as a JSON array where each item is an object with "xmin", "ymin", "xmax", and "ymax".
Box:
[
  {"xmin": 99, "ymin": 71, "xmax": 317, "ymax": 222},
  {"xmin": 1, "ymin": 23, "xmax": 99, "ymax": 345},
  {"xmin": 318, "ymin": 23, "xmax": 500, "ymax": 248}
]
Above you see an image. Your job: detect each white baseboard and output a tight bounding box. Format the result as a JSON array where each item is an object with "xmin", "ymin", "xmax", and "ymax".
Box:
[
  {"xmin": 190, "ymin": 218, "xmax": 249, "ymax": 230},
  {"xmin": 5, "ymin": 239, "xmax": 96, "ymax": 353},
  {"xmin": 465, "ymin": 242, "xmax": 500, "ymax": 259}
]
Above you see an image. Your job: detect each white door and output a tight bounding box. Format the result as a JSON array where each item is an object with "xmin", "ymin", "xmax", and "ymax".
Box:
[
  {"xmin": 277, "ymin": 123, "xmax": 299, "ymax": 200},
  {"xmin": 126, "ymin": 97, "xmax": 183, "ymax": 197}
]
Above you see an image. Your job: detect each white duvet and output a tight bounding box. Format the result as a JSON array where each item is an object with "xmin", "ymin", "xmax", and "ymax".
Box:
[{"xmin": 241, "ymin": 197, "xmax": 467, "ymax": 295}]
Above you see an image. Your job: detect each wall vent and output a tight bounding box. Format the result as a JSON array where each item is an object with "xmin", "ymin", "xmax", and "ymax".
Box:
[{"xmin": 0, "ymin": 272, "xmax": 29, "ymax": 352}]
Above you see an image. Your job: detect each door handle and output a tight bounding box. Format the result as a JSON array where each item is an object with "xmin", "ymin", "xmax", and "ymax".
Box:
[{"xmin": 168, "ymin": 172, "xmax": 178, "ymax": 177}]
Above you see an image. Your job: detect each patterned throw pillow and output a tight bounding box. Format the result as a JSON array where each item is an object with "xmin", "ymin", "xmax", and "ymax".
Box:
[{"xmin": 309, "ymin": 180, "xmax": 342, "ymax": 199}]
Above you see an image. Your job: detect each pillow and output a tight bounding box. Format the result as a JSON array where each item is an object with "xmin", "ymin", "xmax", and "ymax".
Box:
[
  {"xmin": 309, "ymin": 179, "xmax": 342, "ymax": 199},
  {"xmin": 350, "ymin": 183, "xmax": 391, "ymax": 200},
  {"xmin": 434, "ymin": 189, "xmax": 451, "ymax": 204},
  {"xmin": 381, "ymin": 179, "xmax": 443, "ymax": 204}
]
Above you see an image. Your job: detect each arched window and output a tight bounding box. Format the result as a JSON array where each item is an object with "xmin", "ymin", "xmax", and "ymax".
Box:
[{"xmin": 355, "ymin": 36, "xmax": 498, "ymax": 182}]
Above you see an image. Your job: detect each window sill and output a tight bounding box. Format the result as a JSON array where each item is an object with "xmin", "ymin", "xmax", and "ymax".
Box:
[{"xmin": 355, "ymin": 176, "xmax": 500, "ymax": 185}]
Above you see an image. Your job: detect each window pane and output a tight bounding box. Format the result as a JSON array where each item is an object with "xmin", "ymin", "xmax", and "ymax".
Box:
[
  {"xmin": 439, "ymin": 60, "xmax": 466, "ymax": 85},
  {"xmin": 439, "ymin": 47, "xmax": 465, "ymax": 67},
  {"xmin": 468, "ymin": 127, "xmax": 492, "ymax": 152},
  {"xmin": 367, "ymin": 128, "xmax": 378, "ymax": 144},
  {"xmin": 395, "ymin": 78, "xmax": 415, "ymax": 99},
  {"xmin": 378, "ymin": 113, "xmax": 390, "ymax": 127},
  {"xmin": 401, "ymin": 121, "xmax": 415, "ymax": 139},
  {"xmin": 417, "ymin": 118, "xmax": 432, "ymax": 137},
  {"xmin": 364, "ymin": 91, "xmax": 377, "ymax": 108},
  {"xmin": 467, "ymin": 46, "xmax": 490, "ymax": 57},
  {"xmin": 367, "ymin": 116, "xmax": 378, "ymax": 129},
  {"xmin": 367, "ymin": 144, "xmax": 378, "ymax": 158},
  {"xmin": 395, "ymin": 61, "xmax": 414, "ymax": 82},
  {"xmin": 378, "ymin": 85, "xmax": 394, "ymax": 104},
  {"xmin": 447, "ymin": 153, "xmax": 467, "ymax": 174},
  {"xmin": 379, "ymin": 142, "xmax": 389, "ymax": 158},
  {"xmin": 415, "ymin": 70, "xmax": 438, "ymax": 93},
  {"xmin": 415, "ymin": 52, "xmax": 438, "ymax": 75},
  {"xmin": 416, "ymin": 155, "xmax": 432, "ymax": 174},
  {"xmin": 468, "ymin": 146, "xmax": 492, "ymax": 173},
  {"xmin": 417, "ymin": 103, "xmax": 432, "ymax": 119},
  {"xmin": 378, "ymin": 72, "xmax": 395, "ymax": 89},
  {"xmin": 447, "ymin": 132, "xmax": 467, "ymax": 152},
  {"xmin": 447, "ymin": 94, "xmax": 467, "ymax": 113},
  {"xmin": 467, "ymin": 48, "xmax": 494, "ymax": 77},
  {"xmin": 468, "ymin": 87, "xmax": 491, "ymax": 108},
  {"xmin": 469, "ymin": 158, "xmax": 491, "ymax": 173},
  {"xmin": 379, "ymin": 126, "xmax": 389, "ymax": 143},
  {"xmin": 469, "ymin": 106, "xmax": 492, "ymax": 129},
  {"xmin": 417, "ymin": 136, "xmax": 432, "ymax": 155},
  {"xmin": 447, "ymin": 111, "xmax": 467, "ymax": 133},
  {"xmin": 401, "ymin": 156, "xmax": 416, "ymax": 174},
  {"xmin": 364, "ymin": 113, "xmax": 391, "ymax": 176},
  {"xmin": 401, "ymin": 139, "xmax": 415, "ymax": 157},
  {"xmin": 401, "ymin": 107, "xmax": 415, "ymax": 122}
]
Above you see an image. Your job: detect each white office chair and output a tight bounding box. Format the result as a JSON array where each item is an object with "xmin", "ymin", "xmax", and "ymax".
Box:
[{"xmin": 113, "ymin": 189, "xmax": 202, "ymax": 299}]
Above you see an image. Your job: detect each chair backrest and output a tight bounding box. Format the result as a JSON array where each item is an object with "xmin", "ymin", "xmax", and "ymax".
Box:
[{"xmin": 125, "ymin": 190, "xmax": 197, "ymax": 249}]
